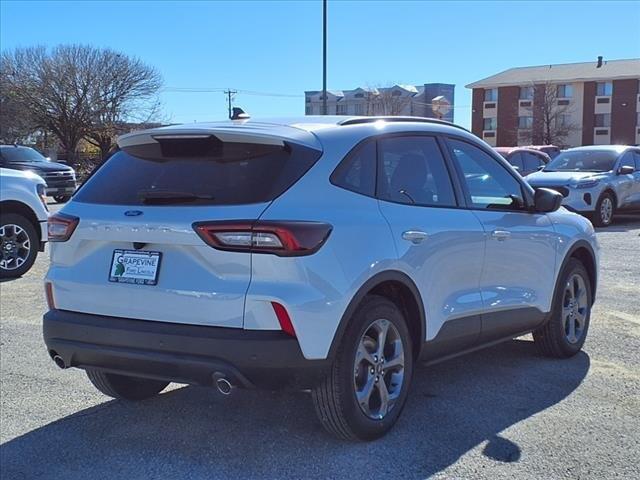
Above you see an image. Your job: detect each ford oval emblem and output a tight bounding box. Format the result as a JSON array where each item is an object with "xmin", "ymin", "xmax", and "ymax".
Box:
[{"xmin": 124, "ymin": 210, "xmax": 143, "ymax": 217}]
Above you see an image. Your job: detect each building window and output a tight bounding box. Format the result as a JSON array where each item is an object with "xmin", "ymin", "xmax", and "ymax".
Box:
[
  {"xmin": 391, "ymin": 90, "xmax": 402, "ymax": 97},
  {"xmin": 519, "ymin": 86, "xmax": 534, "ymax": 100},
  {"xmin": 596, "ymin": 82, "xmax": 612, "ymax": 96},
  {"xmin": 556, "ymin": 114, "xmax": 571, "ymax": 128},
  {"xmin": 518, "ymin": 116, "xmax": 533, "ymax": 129},
  {"xmin": 336, "ymin": 103, "xmax": 347, "ymax": 115},
  {"xmin": 305, "ymin": 106, "xmax": 312, "ymax": 115},
  {"xmin": 595, "ymin": 113, "xmax": 611, "ymax": 128},
  {"xmin": 637, "ymin": 112, "xmax": 640, "ymax": 126},
  {"xmin": 483, "ymin": 118, "xmax": 497, "ymax": 130},
  {"xmin": 354, "ymin": 93, "xmax": 364, "ymax": 98},
  {"xmin": 557, "ymin": 84, "xmax": 573, "ymax": 98},
  {"xmin": 484, "ymin": 88, "xmax": 498, "ymax": 102},
  {"xmin": 354, "ymin": 103, "xmax": 365, "ymax": 115}
]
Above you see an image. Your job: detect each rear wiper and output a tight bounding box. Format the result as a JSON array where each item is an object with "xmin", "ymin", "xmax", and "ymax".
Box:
[{"xmin": 138, "ymin": 190, "xmax": 215, "ymax": 204}]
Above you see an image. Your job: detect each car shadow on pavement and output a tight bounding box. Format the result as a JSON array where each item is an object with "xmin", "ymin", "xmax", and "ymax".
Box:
[
  {"xmin": 0, "ymin": 339, "xmax": 589, "ymax": 480},
  {"xmin": 595, "ymin": 213, "xmax": 640, "ymax": 233}
]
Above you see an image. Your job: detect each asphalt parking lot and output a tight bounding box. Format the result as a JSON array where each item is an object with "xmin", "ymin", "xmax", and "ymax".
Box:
[{"xmin": 1, "ymin": 204, "xmax": 639, "ymax": 480}]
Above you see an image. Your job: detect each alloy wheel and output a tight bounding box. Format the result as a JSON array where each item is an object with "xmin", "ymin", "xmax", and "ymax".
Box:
[
  {"xmin": 353, "ymin": 318, "xmax": 405, "ymax": 420},
  {"xmin": 0, "ymin": 224, "xmax": 31, "ymax": 271},
  {"xmin": 563, "ymin": 273, "xmax": 588, "ymax": 344},
  {"xmin": 600, "ymin": 197, "xmax": 613, "ymax": 225}
]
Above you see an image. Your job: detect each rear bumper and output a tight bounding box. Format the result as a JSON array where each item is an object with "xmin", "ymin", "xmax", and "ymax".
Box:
[{"xmin": 43, "ymin": 309, "xmax": 330, "ymax": 390}]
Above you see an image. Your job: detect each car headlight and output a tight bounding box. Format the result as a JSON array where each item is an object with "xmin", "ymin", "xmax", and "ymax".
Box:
[
  {"xmin": 36, "ymin": 183, "xmax": 49, "ymax": 211},
  {"xmin": 573, "ymin": 179, "xmax": 600, "ymax": 189}
]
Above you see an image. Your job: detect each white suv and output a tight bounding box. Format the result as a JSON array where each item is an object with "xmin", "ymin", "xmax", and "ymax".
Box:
[
  {"xmin": 43, "ymin": 117, "xmax": 599, "ymax": 440},
  {"xmin": 1, "ymin": 168, "xmax": 48, "ymax": 277}
]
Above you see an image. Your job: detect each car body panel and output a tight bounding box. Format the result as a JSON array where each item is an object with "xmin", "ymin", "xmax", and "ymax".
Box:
[{"xmin": 47, "ymin": 201, "xmax": 270, "ymax": 328}]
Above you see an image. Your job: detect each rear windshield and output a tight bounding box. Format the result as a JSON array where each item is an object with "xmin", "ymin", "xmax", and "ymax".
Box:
[
  {"xmin": 544, "ymin": 150, "xmax": 618, "ymax": 173},
  {"xmin": 74, "ymin": 141, "xmax": 321, "ymax": 206}
]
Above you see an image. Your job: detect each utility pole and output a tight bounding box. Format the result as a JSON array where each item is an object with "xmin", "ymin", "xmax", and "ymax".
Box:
[
  {"xmin": 224, "ymin": 89, "xmax": 237, "ymax": 119},
  {"xmin": 322, "ymin": 0, "xmax": 327, "ymax": 115}
]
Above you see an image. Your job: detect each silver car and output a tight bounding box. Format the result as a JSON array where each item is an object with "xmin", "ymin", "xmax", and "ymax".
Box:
[{"xmin": 526, "ymin": 145, "xmax": 640, "ymax": 227}]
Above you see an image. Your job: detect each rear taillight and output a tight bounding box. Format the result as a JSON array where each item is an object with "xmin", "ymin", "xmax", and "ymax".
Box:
[
  {"xmin": 48, "ymin": 213, "xmax": 79, "ymax": 242},
  {"xmin": 193, "ymin": 221, "xmax": 332, "ymax": 256}
]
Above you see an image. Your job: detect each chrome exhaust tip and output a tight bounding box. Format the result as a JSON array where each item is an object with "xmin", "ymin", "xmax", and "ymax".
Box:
[
  {"xmin": 52, "ymin": 354, "xmax": 67, "ymax": 369},
  {"xmin": 216, "ymin": 377, "xmax": 233, "ymax": 395}
]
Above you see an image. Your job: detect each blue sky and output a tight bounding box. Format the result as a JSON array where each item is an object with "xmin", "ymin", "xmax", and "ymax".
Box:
[{"xmin": 1, "ymin": 0, "xmax": 639, "ymax": 128}]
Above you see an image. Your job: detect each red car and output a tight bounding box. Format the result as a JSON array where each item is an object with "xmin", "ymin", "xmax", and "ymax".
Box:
[
  {"xmin": 494, "ymin": 147, "xmax": 551, "ymax": 177},
  {"xmin": 522, "ymin": 145, "xmax": 562, "ymax": 159}
]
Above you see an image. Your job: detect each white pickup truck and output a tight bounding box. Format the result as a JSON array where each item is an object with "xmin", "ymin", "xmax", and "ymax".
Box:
[{"xmin": 0, "ymin": 168, "xmax": 49, "ymax": 277}]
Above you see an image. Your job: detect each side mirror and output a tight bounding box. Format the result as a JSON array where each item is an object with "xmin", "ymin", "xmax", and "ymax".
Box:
[
  {"xmin": 618, "ymin": 165, "xmax": 634, "ymax": 175},
  {"xmin": 534, "ymin": 187, "xmax": 563, "ymax": 213}
]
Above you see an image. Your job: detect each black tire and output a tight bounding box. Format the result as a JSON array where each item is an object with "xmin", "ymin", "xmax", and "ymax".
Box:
[
  {"xmin": 86, "ymin": 370, "xmax": 169, "ymax": 401},
  {"xmin": 53, "ymin": 195, "xmax": 71, "ymax": 203},
  {"xmin": 312, "ymin": 295, "xmax": 414, "ymax": 441},
  {"xmin": 0, "ymin": 213, "xmax": 39, "ymax": 278},
  {"xmin": 592, "ymin": 191, "xmax": 615, "ymax": 227},
  {"xmin": 533, "ymin": 258, "xmax": 592, "ymax": 358}
]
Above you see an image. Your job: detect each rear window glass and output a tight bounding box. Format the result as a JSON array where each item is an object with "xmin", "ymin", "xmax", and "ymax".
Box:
[{"xmin": 74, "ymin": 141, "xmax": 321, "ymax": 206}]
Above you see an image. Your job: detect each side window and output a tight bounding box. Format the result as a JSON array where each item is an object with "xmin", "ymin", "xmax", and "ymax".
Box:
[
  {"xmin": 508, "ymin": 153, "xmax": 524, "ymax": 171},
  {"xmin": 377, "ymin": 136, "xmax": 456, "ymax": 207},
  {"xmin": 634, "ymin": 152, "xmax": 640, "ymax": 171},
  {"xmin": 447, "ymin": 138, "xmax": 526, "ymax": 211},
  {"xmin": 523, "ymin": 152, "xmax": 543, "ymax": 172},
  {"xmin": 330, "ymin": 140, "xmax": 376, "ymax": 196}
]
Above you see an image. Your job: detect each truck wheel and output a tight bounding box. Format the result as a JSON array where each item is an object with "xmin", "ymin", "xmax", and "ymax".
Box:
[
  {"xmin": 312, "ymin": 295, "xmax": 413, "ymax": 440},
  {"xmin": 533, "ymin": 258, "xmax": 592, "ymax": 358},
  {"xmin": 593, "ymin": 192, "xmax": 614, "ymax": 227},
  {"xmin": 0, "ymin": 213, "xmax": 39, "ymax": 278},
  {"xmin": 86, "ymin": 370, "xmax": 169, "ymax": 401}
]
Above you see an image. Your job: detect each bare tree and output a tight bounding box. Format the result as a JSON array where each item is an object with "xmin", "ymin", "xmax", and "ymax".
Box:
[
  {"xmin": 518, "ymin": 82, "xmax": 578, "ymax": 146},
  {"xmin": 1, "ymin": 45, "xmax": 162, "ymax": 163},
  {"xmin": 86, "ymin": 51, "xmax": 162, "ymax": 159},
  {"xmin": 364, "ymin": 85, "xmax": 412, "ymax": 116},
  {"xmin": 0, "ymin": 67, "xmax": 37, "ymax": 143}
]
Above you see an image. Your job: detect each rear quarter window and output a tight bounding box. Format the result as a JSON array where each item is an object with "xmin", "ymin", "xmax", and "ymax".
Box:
[
  {"xmin": 73, "ymin": 141, "xmax": 321, "ymax": 206},
  {"xmin": 330, "ymin": 140, "xmax": 376, "ymax": 196}
]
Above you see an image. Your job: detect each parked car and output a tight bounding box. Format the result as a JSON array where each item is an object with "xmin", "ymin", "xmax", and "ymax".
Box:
[
  {"xmin": 494, "ymin": 147, "xmax": 550, "ymax": 176},
  {"xmin": 0, "ymin": 145, "xmax": 77, "ymax": 203},
  {"xmin": 0, "ymin": 168, "xmax": 48, "ymax": 277},
  {"xmin": 43, "ymin": 116, "xmax": 599, "ymax": 440},
  {"xmin": 523, "ymin": 144, "xmax": 562, "ymax": 159},
  {"xmin": 526, "ymin": 145, "xmax": 640, "ymax": 227}
]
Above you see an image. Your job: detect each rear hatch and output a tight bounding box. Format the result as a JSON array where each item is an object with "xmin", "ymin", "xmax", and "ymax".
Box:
[{"xmin": 47, "ymin": 123, "xmax": 322, "ymax": 328}]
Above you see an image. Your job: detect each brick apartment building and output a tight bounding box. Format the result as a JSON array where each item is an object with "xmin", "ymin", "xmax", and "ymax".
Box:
[
  {"xmin": 466, "ymin": 58, "xmax": 640, "ymax": 147},
  {"xmin": 305, "ymin": 83, "xmax": 455, "ymax": 122}
]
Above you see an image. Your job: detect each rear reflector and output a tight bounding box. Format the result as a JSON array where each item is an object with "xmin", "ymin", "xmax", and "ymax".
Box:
[
  {"xmin": 271, "ymin": 301, "xmax": 295, "ymax": 337},
  {"xmin": 44, "ymin": 282, "xmax": 56, "ymax": 310},
  {"xmin": 193, "ymin": 221, "xmax": 332, "ymax": 256},
  {"xmin": 48, "ymin": 213, "xmax": 79, "ymax": 242}
]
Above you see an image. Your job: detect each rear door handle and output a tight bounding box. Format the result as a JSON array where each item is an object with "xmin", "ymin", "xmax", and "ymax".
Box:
[
  {"xmin": 402, "ymin": 230, "xmax": 428, "ymax": 244},
  {"xmin": 491, "ymin": 230, "xmax": 511, "ymax": 241}
]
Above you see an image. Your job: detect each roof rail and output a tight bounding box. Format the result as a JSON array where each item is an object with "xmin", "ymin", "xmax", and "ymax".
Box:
[{"xmin": 338, "ymin": 116, "xmax": 469, "ymax": 132}]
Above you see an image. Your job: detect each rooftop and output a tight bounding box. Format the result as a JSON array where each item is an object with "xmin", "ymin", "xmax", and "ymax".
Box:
[{"xmin": 466, "ymin": 58, "xmax": 640, "ymax": 88}]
